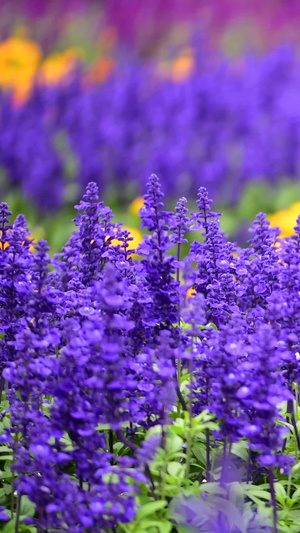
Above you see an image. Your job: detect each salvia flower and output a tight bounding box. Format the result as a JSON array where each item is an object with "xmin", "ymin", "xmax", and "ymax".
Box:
[{"xmin": 0, "ymin": 174, "xmax": 298, "ymax": 531}]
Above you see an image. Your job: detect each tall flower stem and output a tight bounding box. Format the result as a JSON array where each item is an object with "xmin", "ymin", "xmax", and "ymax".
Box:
[
  {"xmin": 268, "ymin": 468, "xmax": 278, "ymax": 533},
  {"xmin": 206, "ymin": 428, "xmax": 211, "ymax": 482},
  {"xmin": 220, "ymin": 439, "xmax": 228, "ymax": 484},
  {"xmin": 246, "ymin": 448, "xmax": 252, "ymax": 484},
  {"xmin": 14, "ymin": 492, "xmax": 21, "ymax": 533},
  {"xmin": 176, "ymin": 379, "xmax": 187, "ymax": 412},
  {"xmin": 10, "ymin": 466, "xmax": 15, "ymax": 519},
  {"xmin": 176, "ymin": 242, "xmax": 181, "ymax": 283},
  {"xmin": 287, "ymin": 473, "xmax": 292, "ymax": 499},
  {"xmin": 116, "ymin": 429, "xmax": 156, "ymax": 498},
  {"xmin": 176, "ymin": 241, "xmax": 182, "ymax": 402},
  {"xmin": 296, "ymin": 384, "xmax": 300, "ymax": 406},
  {"xmin": 172, "ymin": 355, "xmax": 187, "ymax": 412},
  {"xmin": 160, "ymin": 412, "xmax": 168, "ymax": 500},
  {"xmin": 0, "ymin": 377, "xmax": 5, "ymax": 403},
  {"xmin": 287, "ymin": 397, "xmax": 300, "ymax": 454},
  {"xmin": 108, "ymin": 429, "xmax": 114, "ymax": 465},
  {"xmin": 185, "ymin": 357, "xmax": 193, "ymax": 479}
]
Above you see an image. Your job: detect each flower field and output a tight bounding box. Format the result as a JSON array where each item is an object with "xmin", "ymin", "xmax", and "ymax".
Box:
[
  {"xmin": 1, "ymin": 37, "xmax": 300, "ymax": 212},
  {"xmin": 0, "ymin": 173, "xmax": 300, "ymax": 532},
  {"xmin": 2, "ymin": 29, "xmax": 300, "ymax": 249},
  {"xmin": 2, "ymin": 2, "xmax": 300, "ymax": 531}
]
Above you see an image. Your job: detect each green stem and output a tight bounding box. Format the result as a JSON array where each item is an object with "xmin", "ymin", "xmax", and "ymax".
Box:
[
  {"xmin": 185, "ymin": 359, "xmax": 193, "ymax": 479},
  {"xmin": 290, "ymin": 400, "xmax": 300, "ymax": 453},
  {"xmin": 176, "ymin": 242, "xmax": 181, "ymax": 283},
  {"xmin": 205, "ymin": 428, "xmax": 211, "ymax": 482},
  {"xmin": 116, "ymin": 429, "xmax": 156, "ymax": 498},
  {"xmin": 176, "ymin": 240, "xmax": 183, "ymax": 415},
  {"xmin": 177, "ymin": 359, "xmax": 182, "ymax": 383},
  {"xmin": 172, "ymin": 354, "xmax": 187, "ymax": 414},
  {"xmin": 0, "ymin": 377, "xmax": 5, "ymax": 403},
  {"xmin": 287, "ymin": 473, "xmax": 292, "ymax": 499},
  {"xmin": 160, "ymin": 422, "xmax": 167, "ymax": 500},
  {"xmin": 220, "ymin": 439, "xmax": 228, "ymax": 484},
  {"xmin": 108, "ymin": 429, "xmax": 114, "ymax": 465},
  {"xmin": 14, "ymin": 492, "xmax": 21, "ymax": 533},
  {"xmin": 246, "ymin": 448, "xmax": 251, "ymax": 484},
  {"xmin": 268, "ymin": 468, "xmax": 278, "ymax": 533},
  {"xmin": 10, "ymin": 471, "xmax": 15, "ymax": 519}
]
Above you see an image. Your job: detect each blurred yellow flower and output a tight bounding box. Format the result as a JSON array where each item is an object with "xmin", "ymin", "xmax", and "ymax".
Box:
[
  {"xmin": 28, "ymin": 227, "xmax": 46, "ymax": 252},
  {"xmin": 171, "ymin": 47, "xmax": 195, "ymax": 83},
  {"xmin": 186, "ymin": 286, "xmax": 195, "ymax": 301},
  {"xmin": 0, "ymin": 36, "xmax": 42, "ymax": 103},
  {"xmin": 129, "ymin": 196, "xmax": 144, "ymax": 216},
  {"xmin": 269, "ymin": 202, "xmax": 300, "ymax": 238},
  {"xmin": 39, "ymin": 48, "xmax": 82, "ymax": 86},
  {"xmin": 0, "ymin": 235, "xmax": 9, "ymax": 250},
  {"xmin": 0, "ymin": 226, "xmax": 45, "ymax": 251},
  {"xmin": 111, "ymin": 226, "xmax": 143, "ymax": 252}
]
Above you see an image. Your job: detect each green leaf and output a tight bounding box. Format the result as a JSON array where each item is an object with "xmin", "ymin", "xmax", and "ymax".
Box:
[
  {"xmin": 206, "ymin": 322, "xmax": 218, "ymax": 331},
  {"xmin": 167, "ymin": 462, "xmax": 185, "ymax": 478},
  {"xmin": 192, "ymin": 444, "xmax": 206, "ymax": 466},
  {"xmin": 244, "ymin": 487, "xmax": 271, "ymax": 501},
  {"xmin": 113, "ymin": 442, "xmax": 125, "ymax": 453},
  {"xmin": 199, "ymin": 483, "xmax": 227, "ymax": 496},
  {"xmin": 157, "ymin": 521, "xmax": 172, "ymax": 533},
  {"xmin": 291, "ymin": 486, "xmax": 300, "ymax": 500},
  {"xmin": 176, "ymin": 527, "xmax": 199, "ymax": 533},
  {"xmin": 3, "ymin": 484, "xmax": 12, "ymax": 496},
  {"xmin": 174, "ymin": 320, "xmax": 217, "ymax": 333},
  {"xmin": 229, "ymin": 483, "xmax": 245, "ymax": 506},
  {"xmin": 142, "ymin": 520, "xmax": 173, "ymax": 533},
  {"xmin": 168, "ymin": 452, "xmax": 186, "ymax": 460},
  {"xmin": 277, "ymin": 522, "xmax": 296, "ymax": 533},
  {"xmin": 230, "ymin": 442, "xmax": 249, "ymax": 462},
  {"xmin": 102, "ymin": 473, "xmax": 120, "ymax": 484},
  {"xmin": 167, "ymin": 435, "xmax": 183, "ymax": 456},
  {"xmin": 275, "ymin": 482, "xmax": 287, "ymax": 502},
  {"xmin": 0, "ymin": 468, "xmax": 13, "ymax": 479},
  {"xmin": 292, "ymin": 462, "xmax": 300, "ymax": 475},
  {"xmin": 135, "ymin": 500, "xmax": 167, "ymax": 521},
  {"xmin": 0, "ymin": 447, "xmax": 12, "ymax": 454},
  {"xmin": 2, "ymin": 520, "xmax": 16, "ymax": 533},
  {"xmin": 20, "ymin": 495, "xmax": 35, "ymax": 518}
]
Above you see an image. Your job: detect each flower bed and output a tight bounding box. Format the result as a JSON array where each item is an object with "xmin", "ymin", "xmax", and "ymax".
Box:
[
  {"xmin": 1, "ymin": 42, "xmax": 300, "ymax": 215},
  {"xmin": 0, "ymin": 174, "xmax": 299, "ymax": 532}
]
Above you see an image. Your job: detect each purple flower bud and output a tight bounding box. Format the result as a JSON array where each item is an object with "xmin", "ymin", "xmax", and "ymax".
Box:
[{"xmin": 236, "ymin": 386, "xmax": 251, "ymax": 399}]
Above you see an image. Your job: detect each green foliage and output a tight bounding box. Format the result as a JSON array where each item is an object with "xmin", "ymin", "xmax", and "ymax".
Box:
[{"xmin": 1, "ymin": 373, "xmax": 300, "ymax": 531}]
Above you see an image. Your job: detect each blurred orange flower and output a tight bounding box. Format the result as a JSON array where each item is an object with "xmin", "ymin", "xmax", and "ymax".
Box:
[
  {"xmin": 171, "ymin": 47, "xmax": 195, "ymax": 83},
  {"xmin": 0, "ymin": 37, "xmax": 42, "ymax": 103},
  {"xmin": 39, "ymin": 48, "xmax": 82, "ymax": 86},
  {"xmin": 87, "ymin": 57, "xmax": 115, "ymax": 84}
]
